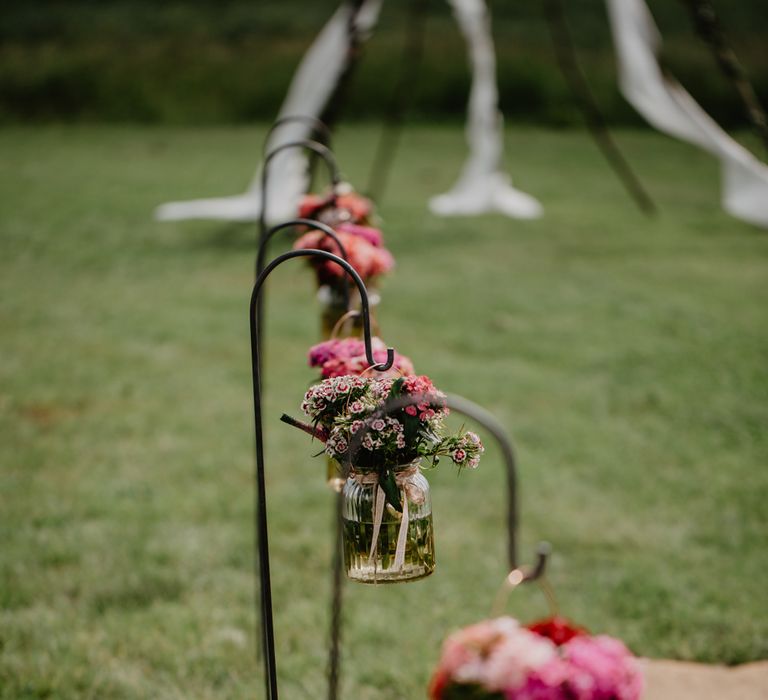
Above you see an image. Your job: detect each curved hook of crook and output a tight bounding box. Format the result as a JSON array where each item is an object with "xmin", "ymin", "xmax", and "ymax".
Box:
[
  {"xmin": 259, "ymin": 139, "xmax": 341, "ymax": 236},
  {"xmin": 251, "ymin": 249, "xmax": 393, "ymax": 373},
  {"xmin": 491, "ymin": 541, "xmax": 552, "ymax": 618},
  {"xmin": 256, "ymin": 218, "xmax": 352, "ymax": 316},
  {"xmin": 262, "ymin": 115, "xmax": 333, "ymax": 154},
  {"xmin": 498, "ymin": 545, "xmax": 551, "ymax": 592},
  {"xmin": 521, "ymin": 541, "xmax": 551, "ymax": 583}
]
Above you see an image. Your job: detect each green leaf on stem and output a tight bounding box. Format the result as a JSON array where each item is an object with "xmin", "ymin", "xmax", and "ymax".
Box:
[{"xmin": 378, "ymin": 468, "xmax": 402, "ymax": 512}]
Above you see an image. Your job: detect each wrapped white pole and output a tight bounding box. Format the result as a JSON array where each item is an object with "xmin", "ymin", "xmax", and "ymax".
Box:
[
  {"xmin": 606, "ymin": 0, "xmax": 768, "ymax": 228},
  {"xmin": 429, "ymin": 0, "xmax": 542, "ymax": 219},
  {"xmin": 154, "ymin": 0, "xmax": 383, "ymax": 224}
]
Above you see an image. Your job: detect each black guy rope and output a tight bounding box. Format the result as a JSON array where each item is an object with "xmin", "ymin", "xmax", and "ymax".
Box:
[
  {"xmin": 543, "ymin": 0, "xmax": 658, "ymax": 216},
  {"xmin": 678, "ymin": 0, "xmax": 768, "ymax": 157}
]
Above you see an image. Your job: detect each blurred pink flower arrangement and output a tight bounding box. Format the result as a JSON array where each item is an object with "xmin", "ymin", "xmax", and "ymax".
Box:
[
  {"xmin": 293, "ymin": 228, "xmax": 394, "ymax": 287},
  {"xmin": 308, "ymin": 337, "xmax": 414, "ymax": 378},
  {"xmin": 336, "ymin": 222, "xmax": 383, "ymax": 247},
  {"xmin": 429, "ymin": 616, "xmax": 643, "ymax": 700},
  {"xmin": 298, "ymin": 189, "xmax": 375, "ymax": 226},
  {"xmin": 294, "ymin": 184, "xmax": 393, "ymax": 290}
]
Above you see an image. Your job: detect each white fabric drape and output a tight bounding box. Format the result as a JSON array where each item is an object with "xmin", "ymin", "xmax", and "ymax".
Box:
[
  {"xmin": 156, "ymin": 0, "xmax": 542, "ymax": 223},
  {"xmin": 429, "ymin": 0, "xmax": 543, "ymax": 219},
  {"xmin": 155, "ymin": 0, "xmax": 383, "ymax": 223},
  {"xmin": 606, "ymin": 0, "xmax": 768, "ymax": 227}
]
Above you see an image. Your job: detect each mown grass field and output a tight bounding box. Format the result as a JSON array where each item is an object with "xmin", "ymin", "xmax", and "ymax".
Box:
[{"xmin": 1, "ymin": 124, "xmax": 767, "ymax": 698}]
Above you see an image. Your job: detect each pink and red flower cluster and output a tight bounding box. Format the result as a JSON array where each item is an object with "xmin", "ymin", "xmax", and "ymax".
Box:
[
  {"xmin": 440, "ymin": 430, "xmax": 483, "ymax": 469},
  {"xmin": 299, "ymin": 374, "xmax": 483, "ymax": 474},
  {"xmin": 336, "ymin": 222, "xmax": 382, "ymax": 247},
  {"xmin": 298, "ymin": 190, "xmax": 374, "ymax": 226},
  {"xmin": 429, "ymin": 617, "xmax": 643, "ymax": 700},
  {"xmin": 294, "ymin": 184, "xmax": 393, "ymax": 287},
  {"xmin": 293, "ymin": 228, "xmax": 394, "ymax": 286},
  {"xmin": 308, "ymin": 337, "xmax": 414, "ymax": 379}
]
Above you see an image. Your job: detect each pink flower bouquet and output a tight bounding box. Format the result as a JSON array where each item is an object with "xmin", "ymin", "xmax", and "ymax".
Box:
[
  {"xmin": 295, "ymin": 185, "xmax": 392, "ymax": 337},
  {"xmin": 294, "ymin": 183, "xmax": 392, "ymax": 294},
  {"xmin": 429, "ymin": 617, "xmax": 643, "ymax": 700},
  {"xmin": 299, "ymin": 374, "xmax": 483, "ymax": 475},
  {"xmin": 293, "ymin": 227, "xmax": 394, "ymax": 288},
  {"xmin": 308, "ymin": 336, "xmax": 415, "ymax": 379}
]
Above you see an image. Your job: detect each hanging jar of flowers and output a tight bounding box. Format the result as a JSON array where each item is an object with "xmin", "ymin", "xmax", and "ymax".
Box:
[
  {"xmin": 294, "ymin": 185, "xmax": 393, "ymax": 338},
  {"xmin": 284, "ymin": 373, "xmax": 484, "ymax": 583},
  {"xmin": 307, "ymin": 337, "xmax": 416, "ymax": 491}
]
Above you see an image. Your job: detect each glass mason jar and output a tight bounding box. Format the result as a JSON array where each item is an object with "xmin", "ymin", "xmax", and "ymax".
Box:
[
  {"xmin": 318, "ymin": 284, "xmax": 380, "ymax": 340},
  {"xmin": 342, "ymin": 463, "xmax": 435, "ymax": 584},
  {"xmin": 326, "ymin": 456, "xmax": 344, "ymax": 492}
]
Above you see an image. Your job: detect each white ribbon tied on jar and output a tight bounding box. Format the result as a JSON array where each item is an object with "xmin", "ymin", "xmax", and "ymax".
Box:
[{"xmin": 352, "ymin": 464, "xmax": 425, "ymax": 573}]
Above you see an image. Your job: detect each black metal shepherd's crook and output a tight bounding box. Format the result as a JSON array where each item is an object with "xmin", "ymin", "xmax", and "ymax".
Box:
[
  {"xmin": 249, "ymin": 249, "xmax": 394, "ymax": 700},
  {"xmin": 262, "ymin": 117, "xmax": 335, "ymax": 197},
  {"xmin": 256, "ymin": 219, "xmax": 349, "ymax": 298},
  {"xmin": 446, "ymin": 393, "xmax": 524, "ymax": 569},
  {"xmin": 258, "ymin": 140, "xmax": 341, "ymax": 248},
  {"xmin": 262, "ymin": 115, "xmax": 333, "ymax": 154},
  {"xmin": 255, "ymin": 218, "xmax": 351, "ymax": 345},
  {"xmin": 255, "ymin": 145, "xmax": 343, "ymax": 364},
  {"xmin": 543, "ymin": 0, "xmax": 656, "ymax": 216}
]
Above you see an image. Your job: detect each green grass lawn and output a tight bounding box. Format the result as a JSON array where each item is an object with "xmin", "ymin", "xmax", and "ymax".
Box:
[{"xmin": 1, "ymin": 124, "xmax": 766, "ymax": 698}]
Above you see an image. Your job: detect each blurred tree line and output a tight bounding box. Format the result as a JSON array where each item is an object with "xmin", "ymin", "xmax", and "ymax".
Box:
[{"xmin": 0, "ymin": 0, "xmax": 764, "ymax": 125}]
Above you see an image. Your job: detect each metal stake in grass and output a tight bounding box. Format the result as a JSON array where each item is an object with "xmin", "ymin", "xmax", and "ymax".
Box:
[{"xmin": 249, "ymin": 246, "xmax": 393, "ymax": 700}]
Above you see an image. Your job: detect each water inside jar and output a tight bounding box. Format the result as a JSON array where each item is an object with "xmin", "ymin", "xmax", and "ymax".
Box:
[{"xmin": 343, "ymin": 515, "xmax": 435, "ymax": 583}]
